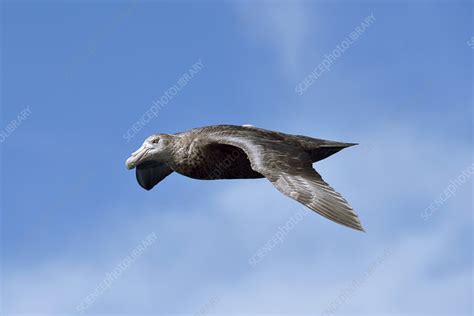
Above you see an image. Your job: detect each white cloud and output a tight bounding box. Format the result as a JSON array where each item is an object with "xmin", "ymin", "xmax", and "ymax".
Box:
[{"xmin": 234, "ymin": 1, "xmax": 312, "ymax": 79}]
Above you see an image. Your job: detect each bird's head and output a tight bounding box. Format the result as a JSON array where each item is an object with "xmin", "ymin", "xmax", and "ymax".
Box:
[{"xmin": 126, "ymin": 134, "xmax": 173, "ymax": 169}]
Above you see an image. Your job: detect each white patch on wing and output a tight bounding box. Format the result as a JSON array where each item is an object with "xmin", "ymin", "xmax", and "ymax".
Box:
[
  {"xmin": 275, "ymin": 175, "xmax": 292, "ymax": 192},
  {"xmin": 289, "ymin": 191, "xmax": 300, "ymax": 199}
]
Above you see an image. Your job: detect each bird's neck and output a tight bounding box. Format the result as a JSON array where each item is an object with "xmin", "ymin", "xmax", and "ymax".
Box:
[
  {"xmin": 164, "ymin": 134, "xmax": 191, "ymax": 164},
  {"xmin": 165, "ymin": 133, "xmax": 204, "ymax": 172}
]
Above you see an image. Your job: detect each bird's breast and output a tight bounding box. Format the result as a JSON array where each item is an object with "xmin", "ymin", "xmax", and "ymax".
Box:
[{"xmin": 170, "ymin": 153, "xmax": 215, "ymax": 180}]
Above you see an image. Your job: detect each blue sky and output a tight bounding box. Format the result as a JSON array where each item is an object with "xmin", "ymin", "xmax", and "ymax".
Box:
[{"xmin": 1, "ymin": 1, "xmax": 472, "ymax": 315}]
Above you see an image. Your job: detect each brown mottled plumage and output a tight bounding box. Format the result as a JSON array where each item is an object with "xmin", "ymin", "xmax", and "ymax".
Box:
[{"xmin": 126, "ymin": 125, "xmax": 364, "ymax": 231}]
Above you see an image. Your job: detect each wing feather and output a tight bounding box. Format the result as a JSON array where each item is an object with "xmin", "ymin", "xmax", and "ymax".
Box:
[{"xmin": 209, "ymin": 133, "xmax": 364, "ymax": 231}]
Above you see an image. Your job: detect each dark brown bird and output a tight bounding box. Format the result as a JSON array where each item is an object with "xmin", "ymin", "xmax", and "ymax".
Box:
[{"xmin": 126, "ymin": 124, "xmax": 364, "ymax": 231}]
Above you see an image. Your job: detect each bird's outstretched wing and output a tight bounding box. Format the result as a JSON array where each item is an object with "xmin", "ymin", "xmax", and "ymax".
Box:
[
  {"xmin": 136, "ymin": 161, "xmax": 173, "ymax": 190},
  {"xmin": 209, "ymin": 134, "xmax": 364, "ymax": 231}
]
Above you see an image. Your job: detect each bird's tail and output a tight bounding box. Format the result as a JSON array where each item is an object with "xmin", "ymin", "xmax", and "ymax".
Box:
[{"xmin": 294, "ymin": 135, "xmax": 357, "ymax": 162}]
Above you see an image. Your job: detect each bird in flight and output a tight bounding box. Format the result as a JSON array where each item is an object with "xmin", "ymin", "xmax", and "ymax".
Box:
[{"xmin": 126, "ymin": 125, "xmax": 364, "ymax": 231}]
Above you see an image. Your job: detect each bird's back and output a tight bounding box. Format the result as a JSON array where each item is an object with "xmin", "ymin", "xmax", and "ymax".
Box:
[{"xmin": 180, "ymin": 124, "xmax": 356, "ymax": 163}]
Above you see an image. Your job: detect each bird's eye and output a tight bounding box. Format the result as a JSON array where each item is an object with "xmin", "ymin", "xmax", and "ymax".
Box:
[{"xmin": 152, "ymin": 139, "xmax": 160, "ymax": 144}]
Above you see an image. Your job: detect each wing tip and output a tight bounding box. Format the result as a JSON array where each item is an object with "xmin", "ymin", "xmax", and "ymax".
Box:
[
  {"xmin": 353, "ymin": 223, "xmax": 366, "ymax": 232},
  {"xmin": 343, "ymin": 211, "xmax": 365, "ymax": 231},
  {"xmin": 337, "ymin": 219, "xmax": 365, "ymax": 232}
]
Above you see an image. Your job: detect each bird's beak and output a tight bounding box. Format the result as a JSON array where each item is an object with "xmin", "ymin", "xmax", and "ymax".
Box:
[{"xmin": 126, "ymin": 144, "xmax": 151, "ymax": 169}]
